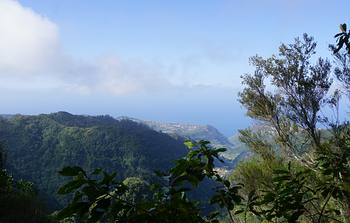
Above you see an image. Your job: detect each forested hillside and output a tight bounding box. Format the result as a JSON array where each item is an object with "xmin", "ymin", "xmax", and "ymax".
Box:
[{"xmin": 0, "ymin": 112, "xmax": 188, "ymax": 208}]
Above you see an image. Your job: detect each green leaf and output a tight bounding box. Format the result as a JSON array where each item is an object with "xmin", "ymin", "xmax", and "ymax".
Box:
[
  {"xmin": 58, "ymin": 179, "xmax": 86, "ymax": 194},
  {"xmin": 273, "ymin": 169, "xmax": 289, "ymax": 174},
  {"xmin": 215, "ymin": 148, "xmax": 227, "ymax": 153},
  {"xmin": 261, "ymin": 192, "xmax": 275, "ymax": 203},
  {"xmin": 101, "ymin": 172, "xmax": 117, "ymax": 185},
  {"xmin": 59, "ymin": 166, "xmax": 85, "ymax": 176},
  {"xmin": 92, "ymin": 168, "xmax": 102, "ymax": 175},
  {"xmin": 82, "ymin": 185, "xmax": 100, "ymax": 199},
  {"xmin": 56, "ymin": 202, "xmax": 89, "ymax": 220},
  {"xmin": 334, "ymin": 33, "xmax": 344, "ymax": 38},
  {"xmin": 184, "ymin": 140, "xmax": 195, "ymax": 149},
  {"xmin": 234, "ymin": 209, "xmax": 245, "ymax": 215},
  {"xmin": 340, "ymin": 23, "xmax": 347, "ymax": 32}
]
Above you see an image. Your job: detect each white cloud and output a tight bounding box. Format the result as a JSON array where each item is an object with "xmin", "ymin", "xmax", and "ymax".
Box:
[
  {"xmin": 0, "ymin": 0, "xmax": 60, "ymax": 75},
  {"xmin": 0, "ymin": 0, "xmax": 236, "ymax": 96},
  {"xmin": 93, "ymin": 56, "xmax": 173, "ymax": 94},
  {"xmin": 0, "ymin": 0, "xmax": 177, "ymax": 95}
]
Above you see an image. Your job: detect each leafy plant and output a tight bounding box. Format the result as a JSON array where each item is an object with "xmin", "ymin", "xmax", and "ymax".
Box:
[
  {"xmin": 334, "ymin": 23, "xmax": 350, "ymax": 54},
  {"xmin": 0, "ymin": 151, "xmax": 54, "ymax": 223},
  {"xmin": 234, "ymin": 33, "xmax": 350, "ymax": 222},
  {"xmin": 56, "ymin": 140, "xmax": 242, "ymax": 223}
]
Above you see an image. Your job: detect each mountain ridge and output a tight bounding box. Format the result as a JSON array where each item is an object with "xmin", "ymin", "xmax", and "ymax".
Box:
[
  {"xmin": 0, "ymin": 112, "xmax": 189, "ymax": 209},
  {"xmin": 1, "ymin": 112, "xmax": 245, "ymax": 159}
]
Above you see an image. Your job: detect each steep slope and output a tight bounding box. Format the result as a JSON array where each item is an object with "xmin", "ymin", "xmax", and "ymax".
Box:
[
  {"xmin": 144, "ymin": 121, "xmax": 231, "ymax": 146},
  {"xmin": 141, "ymin": 120, "xmax": 241, "ymax": 159},
  {"xmin": 0, "ymin": 112, "xmax": 188, "ymax": 208}
]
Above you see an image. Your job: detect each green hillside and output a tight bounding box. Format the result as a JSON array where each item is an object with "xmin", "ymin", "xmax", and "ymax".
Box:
[{"xmin": 0, "ymin": 112, "xmax": 188, "ymax": 209}]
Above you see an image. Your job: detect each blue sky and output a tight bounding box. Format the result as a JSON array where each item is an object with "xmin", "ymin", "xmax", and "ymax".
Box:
[{"xmin": 0, "ymin": 0, "xmax": 349, "ymax": 136}]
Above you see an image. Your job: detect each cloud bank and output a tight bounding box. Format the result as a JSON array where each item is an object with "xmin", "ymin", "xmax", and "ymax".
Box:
[
  {"xmin": 0, "ymin": 0, "xmax": 59, "ymax": 75},
  {"xmin": 0, "ymin": 0, "xmax": 180, "ymax": 95}
]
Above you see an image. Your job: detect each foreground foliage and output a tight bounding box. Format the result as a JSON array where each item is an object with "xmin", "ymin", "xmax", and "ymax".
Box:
[
  {"xmin": 56, "ymin": 140, "xmax": 242, "ymax": 223},
  {"xmin": 0, "ymin": 145, "xmax": 55, "ymax": 223},
  {"xmin": 233, "ymin": 31, "xmax": 350, "ymax": 222}
]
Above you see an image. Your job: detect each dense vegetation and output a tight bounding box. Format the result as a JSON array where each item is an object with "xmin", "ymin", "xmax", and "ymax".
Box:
[
  {"xmin": 0, "ymin": 144, "xmax": 55, "ymax": 222},
  {"xmin": 0, "ymin": 112, "xmax": 188, "ymax": 209}
]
